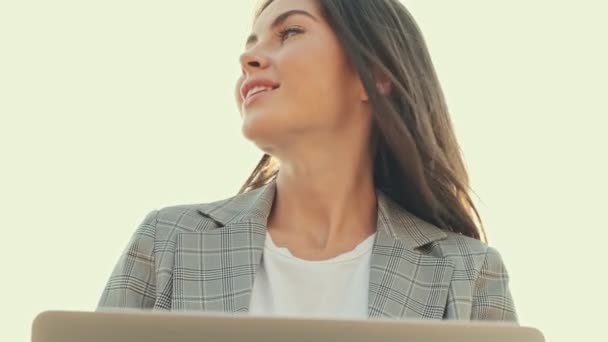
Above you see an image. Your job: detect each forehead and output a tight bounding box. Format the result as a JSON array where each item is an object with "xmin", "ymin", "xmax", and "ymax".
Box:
[{"xmin": 252, "ymin": 0, "xmax": 320, "ymax": 29}]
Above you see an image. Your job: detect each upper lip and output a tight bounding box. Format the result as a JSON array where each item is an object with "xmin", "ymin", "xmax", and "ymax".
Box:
[{"xmin": 240, "ymin": 77, "xmax": 280, "ymax": 100}]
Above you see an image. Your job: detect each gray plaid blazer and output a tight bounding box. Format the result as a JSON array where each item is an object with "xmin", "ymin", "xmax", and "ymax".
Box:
[{"xmin": 97, "ymin": 179, "xmax": 517, "ymax": 322}]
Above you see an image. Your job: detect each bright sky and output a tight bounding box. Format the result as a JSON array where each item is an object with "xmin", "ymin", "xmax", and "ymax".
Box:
[{"xmin": 1, "ymin": 1, "xmax": 606, "ymax": 341}]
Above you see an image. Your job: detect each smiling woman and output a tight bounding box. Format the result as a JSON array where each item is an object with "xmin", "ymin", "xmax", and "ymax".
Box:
[{"xmin": 97, "ymin": 0, "xmax": 518, "ymax": 323}]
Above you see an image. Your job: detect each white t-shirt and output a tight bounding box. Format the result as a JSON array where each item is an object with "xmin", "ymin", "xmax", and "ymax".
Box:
[{"xmin": 249, "ymin": 231, "xmax": 376, "ymax": 319}]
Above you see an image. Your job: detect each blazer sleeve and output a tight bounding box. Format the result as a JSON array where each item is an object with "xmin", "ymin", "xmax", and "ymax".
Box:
[
  {"xmin": 470, "ymin": 246, "xmax": 518, "ymax": 322},
  {"xmin": 96, "ymin": 209, "xmax": 159, "ymax": 311}
]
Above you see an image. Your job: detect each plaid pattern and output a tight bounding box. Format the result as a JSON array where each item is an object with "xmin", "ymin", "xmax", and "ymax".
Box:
[{"xmin": 97, "ymin": 179, "xmax": 517, "ymax": 322}]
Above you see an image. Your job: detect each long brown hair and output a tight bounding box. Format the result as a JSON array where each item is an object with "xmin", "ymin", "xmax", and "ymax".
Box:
[{"xmin": 238, "ymin": 0, "xmax": 487, "ymax": 242}]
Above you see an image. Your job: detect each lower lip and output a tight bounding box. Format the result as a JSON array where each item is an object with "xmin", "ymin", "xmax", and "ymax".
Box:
[{"xmin": 244, "ymin": 88, "xmax": 278, "ymax": 108}]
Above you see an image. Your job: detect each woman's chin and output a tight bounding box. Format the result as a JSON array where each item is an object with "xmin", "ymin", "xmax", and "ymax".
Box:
[{"xmin": 241, "ymin": 116, "xmax": 275, "ymax": 141}]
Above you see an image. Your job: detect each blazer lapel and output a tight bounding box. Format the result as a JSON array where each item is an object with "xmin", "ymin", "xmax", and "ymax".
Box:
[
  {"xmin": 172, "ymin": 222, "xmax": 266, "ymax": 312},
  {"xmin": 172, "ymin": 181, "xmax": 276, "ymax": 312},
  {"xmin": 368, "ymin": 191, "xmax": 455, "ymax": 319}
]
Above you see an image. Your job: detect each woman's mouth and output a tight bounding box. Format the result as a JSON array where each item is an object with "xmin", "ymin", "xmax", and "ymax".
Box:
[{"xmin": 244, "ymin": 86, "xmax": 280, "ymax": 108}]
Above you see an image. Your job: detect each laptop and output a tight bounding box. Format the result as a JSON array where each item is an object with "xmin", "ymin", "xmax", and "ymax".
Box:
[{"xmin": 32, "ymin": 310, "xmax": 544, "ymax": 342}]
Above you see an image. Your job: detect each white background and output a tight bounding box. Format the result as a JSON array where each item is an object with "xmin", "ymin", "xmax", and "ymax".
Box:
[{"xmin": 1, "ymin": 1, "xmax": 606, "ymax": 341}]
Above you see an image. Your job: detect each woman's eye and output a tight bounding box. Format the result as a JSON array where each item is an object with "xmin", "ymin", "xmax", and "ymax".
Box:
[{"xmin": 277, "ymin": 26, "xmax": 304, "ymax": 42}]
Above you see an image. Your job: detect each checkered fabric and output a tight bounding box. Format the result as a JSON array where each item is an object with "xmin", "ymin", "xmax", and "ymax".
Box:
[{"xmin": 97, "ymin": 179, "xmax": 517, "ymax": 322}]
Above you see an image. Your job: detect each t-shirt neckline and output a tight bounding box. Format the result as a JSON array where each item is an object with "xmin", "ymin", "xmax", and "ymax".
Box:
[{"xmin": 264, "ymin": 231, "xmax": 377, "ymax": 264}]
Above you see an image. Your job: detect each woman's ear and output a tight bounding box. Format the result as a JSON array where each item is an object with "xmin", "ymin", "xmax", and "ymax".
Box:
[
  {"xmin": 376, "ymin": 80, "xmax": 391, "ymax": 95},
  {"xmin": 373, "ymin": 66, "xmax": 392, "ymax": 95},
  {"xmin": 359, "ymin": 66, "xmax": 392, "ymax": 102}
]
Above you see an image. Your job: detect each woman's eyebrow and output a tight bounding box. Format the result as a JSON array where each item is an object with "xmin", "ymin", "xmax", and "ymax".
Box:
[{"xmin": 245, "ymin": 9, "xmax": 318, "ymax": 48}]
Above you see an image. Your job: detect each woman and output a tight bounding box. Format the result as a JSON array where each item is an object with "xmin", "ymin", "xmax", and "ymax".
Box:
[{"xmin": 97, "ymin": 0, "xmax": 517, "ymax": 322}]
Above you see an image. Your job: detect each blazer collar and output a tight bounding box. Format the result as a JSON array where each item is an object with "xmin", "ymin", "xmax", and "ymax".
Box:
[
  {"xmin": 181, "ymin": 178, "xmax": 455, "ymax": 318},
  {"xmin": 196, "ymin": 178, "xmax": 448, "ymax": 250}
]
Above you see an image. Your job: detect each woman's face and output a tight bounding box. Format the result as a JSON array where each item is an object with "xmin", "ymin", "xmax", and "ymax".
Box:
[{"xmin": 234, "ymin": 0, "xmax": 368, "ymax": 153}]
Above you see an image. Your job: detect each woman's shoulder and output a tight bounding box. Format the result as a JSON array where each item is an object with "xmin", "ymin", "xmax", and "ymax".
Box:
[
  {"xmin": 426, "ymin": 230, "xmax": 511, "ymax": 278},
  {"xmin": 432, "ymin": 230, "xmax": 493, "ymax": 256},
  {"xmin": 153, "ymin": 201, "xmax": 230, "ymax": 234},
  {"xmin": 149, "ymin": 188, "xmax": 262, "ymax": 235}
]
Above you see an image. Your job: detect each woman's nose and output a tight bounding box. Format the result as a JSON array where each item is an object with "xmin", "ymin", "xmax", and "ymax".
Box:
[{"xmin": 239, "ymin": 50, "xmax": 269, "ymax": 74}]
